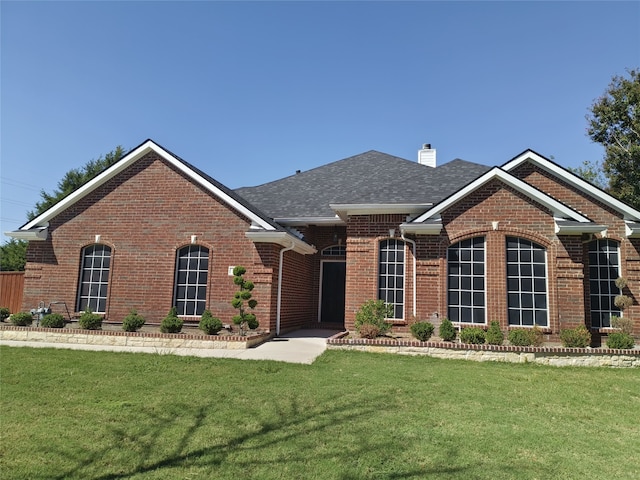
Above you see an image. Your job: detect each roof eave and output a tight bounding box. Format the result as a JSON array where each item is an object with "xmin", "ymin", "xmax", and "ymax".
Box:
[
  {"xmin": 274, "ymin": 216, "xmax": 345, "ymax": 227},
  {"xmin": 5, "ymin": 227, "xmax": 48, "ymax": 241},
  {"xmin": 554, "ymin": 220, "xmax": 608, "ymax": 236},
  {"xmin": 245, "ymin": 231, "xmax": 317, "ymax": 255},
  {"xmin": 399, "ymin": 222, "xmax": 442, "ymax": 235},
  {"xmin": 626, "ymin": 222, "xmax": 640, "ymax": 238},
  {"xmin": 330, "ymin": 203, "xmax": 432, "ymax": 221}
]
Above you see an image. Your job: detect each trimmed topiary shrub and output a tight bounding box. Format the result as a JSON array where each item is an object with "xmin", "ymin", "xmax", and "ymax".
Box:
[
  {"xmin": 199, "ymin": 310, "xmax": 222, "ymax": 335},
  {"xmin": 160, "ymin": 307, "xmax": 183, "ymax": 334},
  {"xmin": 0, "ymin": 307, "xmax": 10, "ymax": 322},
  {"xmin": 355, "ymin": 299, "xmax": 393, "ymax": 337},
  {"xmin": 78, "ymin": 308, "xmax": 103, "ymax": 330},
  {"xmin": 10, "ymin": 311, "xmax": 33, "ymax": 326},
  {"xmin": 410, "ymin": 321, "xmax": 435, "ymax": 341},
  {"xmin": 231, "ymin": 266, "xmax": 259, "ymax": 335},
  {"xmin": 485, "ymin": 321, "xmax": 504, "ymax": 345},
  {"xmin": 40, "ymin": 313, "xmax": 65, "ymax": 329},
  {"xmin": 460, "ymin": 327, "xmax": 486, "ymax": 344},
  {"xmin": 439, "ymin": 317, "xmax": 456, "ymax": 342},
  {"xmin": 606, "ymin": 332, "xmax": 635, "ymax": 349},
  {"xmin": 559, "ymin": 324, "xmax": 591, "ymax": 348},
  {"xmin": 122, "ymin": 309, "xmax": 145, "ymax": 332},
  {"xmin": 508, "ymin": 329, "xmax": 533, "ymax": 346}
]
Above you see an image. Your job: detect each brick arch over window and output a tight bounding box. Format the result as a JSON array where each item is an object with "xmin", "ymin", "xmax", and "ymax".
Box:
[
  {"xmin": 447, "ymin": 236, "xmax": 486, "ymax": 324},
  {"xmin": 174, "ymin": 245, "xmax": 209, "ymax": 316},
  {"xmin": 378, "ymin": 239, "xmax": 405, "ymax": 319},
  {"xmin": 76, "ymin": 244, "xmax": 112, "ymax": 313},
  {"xmin": 587, "ymin": 239, "xmax": 621, "ymax": 328}
]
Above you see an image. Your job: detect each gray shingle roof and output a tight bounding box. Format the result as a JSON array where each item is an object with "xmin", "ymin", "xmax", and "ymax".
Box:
[{"xmin": 235, "ymin": 151, "xmax": 490, "ymax": 219}]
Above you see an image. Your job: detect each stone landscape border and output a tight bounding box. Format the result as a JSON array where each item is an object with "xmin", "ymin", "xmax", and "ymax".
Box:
[
  {"xmin": 327, "ymin": 333, "xmax": 640, "ymax": 367},
  {"xmin": 0, "ymin": 325, "xmax": 271, "ymax": 350}
]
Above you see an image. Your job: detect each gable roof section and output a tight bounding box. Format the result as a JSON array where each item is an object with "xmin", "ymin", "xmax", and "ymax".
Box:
[
  {"xmin": 11, "ymin": 140, "xmax": 316, "ymax": 253},
  {"xmin": 503, "ymin": 149, "xmax": 640, "ymax": 222},
  {"xmin": 401, "ymin": 167, "xmax": 604, "ymax": 236},
  {"xmin": 236, "ymin": 151, "xmax": 490, "ymax": 223}
]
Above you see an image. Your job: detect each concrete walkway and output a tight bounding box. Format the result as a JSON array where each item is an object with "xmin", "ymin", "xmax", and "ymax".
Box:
[{"xmin": 0, "ymin": 329, "xmax": 341, "ymax": 364}]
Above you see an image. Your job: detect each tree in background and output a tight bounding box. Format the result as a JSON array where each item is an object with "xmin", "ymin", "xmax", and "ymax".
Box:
[
  {"xmin": 27, "ymin": 146, "xmax": 126, "ymax": 220},
  {"xmin": 0, "ymin": 239, "xmax": 27, "ymax": 271},
  {"xmin": 586, "ymin": 68, "xmax": 640, "ymax": 209}
]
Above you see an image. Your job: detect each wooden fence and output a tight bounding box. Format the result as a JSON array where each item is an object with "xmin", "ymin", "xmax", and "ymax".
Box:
[{"xmin": 0, "ymin": 272, "xmax": 25, "ymax": 313}]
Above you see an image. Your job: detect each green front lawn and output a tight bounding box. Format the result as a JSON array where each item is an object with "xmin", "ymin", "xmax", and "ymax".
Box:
[{"xmin": 1, "ymin": 347, "xmax": 639, "ymax": 479}]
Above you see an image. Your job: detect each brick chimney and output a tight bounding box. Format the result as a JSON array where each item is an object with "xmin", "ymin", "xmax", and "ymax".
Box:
[{"xmin": 418, "ymin": 143, "xmax": 436, "ymax": 168}]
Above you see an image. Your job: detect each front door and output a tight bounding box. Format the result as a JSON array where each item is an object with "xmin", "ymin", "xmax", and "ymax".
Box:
[{"xmin": 320, "ymin": 261, "xmax": 346, "ymax": 325}]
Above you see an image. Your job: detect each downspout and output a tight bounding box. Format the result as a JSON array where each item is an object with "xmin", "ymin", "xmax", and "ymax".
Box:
[
  {"xmin": 276, "ymin": 241, "xmax": 295, "ymax": 336},
  {"xmin": 402, "ymin": 234, "xmax": 417, "ymax": 319}
]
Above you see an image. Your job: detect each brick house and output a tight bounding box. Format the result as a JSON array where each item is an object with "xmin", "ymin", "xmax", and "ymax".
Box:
[{"xmin": 8, "ymin": 139, "xmax": 640, "ymax": 341}]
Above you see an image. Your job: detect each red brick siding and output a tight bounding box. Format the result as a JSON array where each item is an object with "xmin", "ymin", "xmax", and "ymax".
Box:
[{"xmin": 23, "ymin": 153, "xmax": 274, "ymax": 328}]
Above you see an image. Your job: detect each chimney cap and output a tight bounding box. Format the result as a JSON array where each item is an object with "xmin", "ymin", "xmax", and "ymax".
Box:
[{"xmin": 422, "ymin": 143, "xmax": 432, "ymax": 149}]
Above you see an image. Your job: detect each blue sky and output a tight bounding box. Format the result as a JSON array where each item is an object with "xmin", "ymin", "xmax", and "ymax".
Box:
[{"xmin": 1, "ymin": 1, "xmax": 639, "ymax": 242}]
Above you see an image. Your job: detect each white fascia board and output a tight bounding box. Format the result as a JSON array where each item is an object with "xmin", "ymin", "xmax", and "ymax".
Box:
[
  {"xmin": 503, "ymin": 150, "xmax": 640, "ymax": 221},
  {"xmin": 412, "ymin": 168, "xmax": 591, "ymax": 224},
  {"xmin": 274, "ymin": 216, "xmax": 345, "ymax": 227},
  {"xmin": 22, "ymin": 140, "xmax": 275, "ymax": 232},
  {"xmin": 245, "ymin": 231, "xmax": 317, "ymax": 255},
  {"xmin": 399, "ymin": 221, "xmax": 442, "ymax": 235},
  {"xmin": 5, "ymin": 227, "xmax": 48, "ymax": 241}
]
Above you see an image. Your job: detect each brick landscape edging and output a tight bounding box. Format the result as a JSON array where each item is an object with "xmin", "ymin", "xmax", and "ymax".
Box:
[
  {"xmin": 327, "ymin": 333, "xmax": 640, "ymax": 368},
  {"xmin": 0, "ymin": 325, "xmax": 271, "ymax": 350}
]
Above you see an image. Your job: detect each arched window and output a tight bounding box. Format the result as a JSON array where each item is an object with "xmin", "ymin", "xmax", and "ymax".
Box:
[
  {"xmin": 448, "ymin": 237, "xmax": 485, "ymax": 324},
  {"xmin": 77, "ymin": 244, "xmax": 112, "ymax": 313},
  {"xmin": 174, "ymin": 245, "xmax": 209, "ymax": 316},
  {"xmin": 378, "ymin": 239, "xmax": 405, "ymax": 319},
  {"xmin": 588, "ymin": 239, "xmax": 621, "ymax": 328},
  {"xmin": 506, "ymin": 237, "xmax": 548, "ymax": 327}
]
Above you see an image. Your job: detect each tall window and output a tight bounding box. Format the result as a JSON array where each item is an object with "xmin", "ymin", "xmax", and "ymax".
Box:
[
  {"xmin": 506, "ymin": 237, "xmax": 548, "ymax": 327},
  {"xmin": 588, "ymin": 239, "xmax": 621, "ymax": 328},
  {"xmin": 77, "ymin": 244, "xmax": 112, "ymax": 313},
  {"xmin": 378, "ymin": 239, "xmax": 405, "ymax": 319},
  {"xmin": 174, "ymin": 245, "xmax": 209, "ymax": 316},
  {"xmin": 448, "ymin": 237, "xmax": 486, "ymax": 324}
]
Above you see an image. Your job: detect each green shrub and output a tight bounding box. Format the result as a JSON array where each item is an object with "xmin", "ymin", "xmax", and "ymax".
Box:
[
  {"xmin": 160, "ymin": 307, "xmax": 183, "ymax": 334},
  {"xmin": 610, "ymin": 316, "xmax": 634, "ymax": 335},
  {"xmin": 606, "ymin": 332, "xmax": 635, "ymax": 349},
  {"xmin": 231, "ymin": 266, "xmax": 259, "ymax": 334},
  {"xmin": 10, "ymin": 311, "xmax": 33, "ymax": 326},
  {"xmin": 355, "ymin": 300, "xmax": 393, "ymax": 336},
  {"xmin": 460, "ymin": 327, "xmax": 486, "ymax": 344},
  {"xmin": 199, "ymin": 310, "xmax": 222, "ymax": 335},
  {"xmin": 40, "ymin": 313, "xmax": 65, "ymax": 329},
  {"xmin": 559, "ymin": 325, "xmax": 591, "ymax": 348},
  {"xmin": 439, "ymin": 317, "xmax": 457, "ymax": 342},
  {"xmin": 531, "ymin": 325, "xmax": 544, "ymax": 347},
  {"xmin": 410, "ymin": 321, "xmax": 435, "ymax": 341},
  {"xmin": 122, "ymin": 309, "xmax": 145, "ymax": 332},
  {"xmin": 358, "ymin": 323, "xmax": 381, "ymax": 339},
  {"xmin": 508, "ymin": 329, "xmax": 533, "ymax": 346},
  {"xmin": 78, "ymin": 308, "xmax": 103, "ymax": 330},
  {"xmin": 0, "ymin": 307, "xmax": 10, "ymax": 322},
  {"xmin": 485, "ymin": 321, "xmax": 504, "ymax": 345}
]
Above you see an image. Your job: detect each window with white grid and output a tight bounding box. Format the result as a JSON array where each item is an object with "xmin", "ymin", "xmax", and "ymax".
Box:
[
  {"xmin": 378, "ymin": 239, "xmax": 405, "ymax": 319},
  {"xmin": 448, "ymin": 237, "xmax": 486, "ymax": 324},
  {"xmin": 506, "ymin": 237, "xmax": 548, "ymax": 327},
  {"xmin": 77, "ymin": 244, "xmax": 111, "ymax": 313},
  {"xmin": 322, "ymin": 245, "xmax": 346, "ymax": 257},
  {"xmin": 588, "ymin": 239, "xmax": 621, "ymax": 328},
  {"xmin": 174, "ymin": 245, "xmax": 209, "ymax": 316}
]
